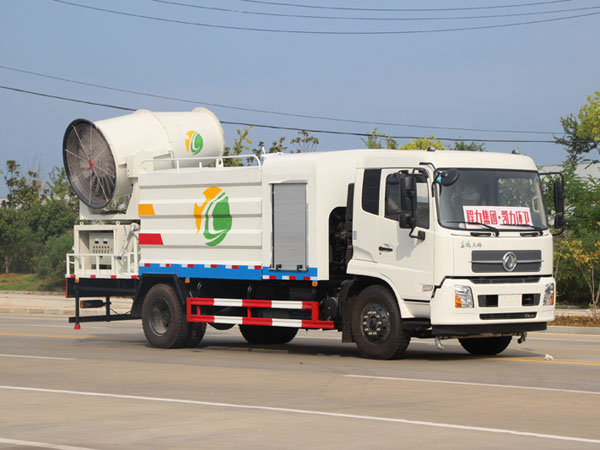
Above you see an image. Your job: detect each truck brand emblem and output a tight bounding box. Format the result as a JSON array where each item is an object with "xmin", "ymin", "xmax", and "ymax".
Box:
[
  {"xmin": 502, "ymin": 251, "xmax": 518, "ymax": 272},
  {"xmin": 194, "ymin": 187, "xmax": 232, "ymax": 246},
  {"xmin": 185, "ymin": 130, "xmax": 204, "ymax": 155}
]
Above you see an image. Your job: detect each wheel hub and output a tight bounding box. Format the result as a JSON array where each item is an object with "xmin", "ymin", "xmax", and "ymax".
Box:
[
  {"xmin": 361, "ymin": 303, "xmax": 390, "ymax": 343},
  {"xmin": 150, "ymin": 299, "xmax": 171, "ymax": 335}
]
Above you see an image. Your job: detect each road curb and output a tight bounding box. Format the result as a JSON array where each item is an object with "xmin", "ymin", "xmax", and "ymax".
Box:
[{"xmin": 546, "ymin": 325, "xmax": 600, "ymax": 335}]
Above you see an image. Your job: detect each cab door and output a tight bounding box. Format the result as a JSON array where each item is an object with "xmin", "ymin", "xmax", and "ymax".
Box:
[{"xmin": 352, "ymin": 168, "xmax": 435, "ymax": 302}]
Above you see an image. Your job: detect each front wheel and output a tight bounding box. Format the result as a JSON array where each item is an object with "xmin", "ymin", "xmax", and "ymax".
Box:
[
  {"xmin": 459, "ymin": 336, "xmax": 512, "ymax": 355},
  {"xmin": 142, "ymin": 284, "xmax": 189, "ymax": 349},
  {"xmin": 350, "ymin": 285, "xmax": 410, "ymax": 360}
]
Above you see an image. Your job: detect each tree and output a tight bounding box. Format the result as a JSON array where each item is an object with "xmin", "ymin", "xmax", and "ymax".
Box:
[
  {"xmin": 361, "ymin": 128, "xmax": 398, "ymax": 149},
  {"xmin": 399, "ymin": 135, "xmax": 445, "ymax": 150},
  {"xmin": 554, "ymin": 114, "xmax": 598, "ymax": 164},
  {"xmin": 223, "ymin": 128, "xmax": 253, "ymax": 167},
  {"xmin": 451, "ymin": 140, "xmax": 486, "ymax": 151},
  {"xmin": 578, "ymin": 91, "xmax": 600, "ymax": 143},
  {"xmin": 290, "ymin": 130, "xmax": 319, "ymax": 153}
]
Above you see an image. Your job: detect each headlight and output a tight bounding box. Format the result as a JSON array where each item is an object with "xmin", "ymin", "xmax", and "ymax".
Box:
[
  {"xmin": 543, "ymin": 283, "xmax": 555, "ymax": 306},
  {"xmin": 455, "ymin": 285, "xmax": 474, "ymax": 308}
]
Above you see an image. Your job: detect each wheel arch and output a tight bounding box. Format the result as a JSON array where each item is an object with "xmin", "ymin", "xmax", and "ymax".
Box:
[
  {"xmin": 341, "ymin": 275, "xmax": 410, "ymax": 343},
  {"xmin": 132, "ymin": 274, "xmax": 187, "ymax": 317}
]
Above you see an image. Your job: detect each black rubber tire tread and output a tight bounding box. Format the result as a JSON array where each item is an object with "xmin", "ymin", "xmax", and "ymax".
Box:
[
  {"xmin": 142, "ymin": 283, "xmax": 189, "ymax": 349},
  {"xmin": 185, "ymin": 322, "xmax": 207, "ymax": 347},
  {"xmin": 209, "ymin": 323, "xmax": 235, "ymax": 331},
  {"xmin": 239, "ymin": 325, "xmax": 298, "ymax": 345},
  {"xmin": 351, "ymin": 285, "xmax": 410, "ymax": 360},
  {"xmin": 459, "ymin": 336, "xmax": 512, "ymax": 355}
]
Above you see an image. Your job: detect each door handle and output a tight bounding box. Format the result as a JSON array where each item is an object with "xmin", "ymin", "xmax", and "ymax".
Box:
[{"xmin": 378, "ymin": 245, "xmax": 393, "ymax": 252}]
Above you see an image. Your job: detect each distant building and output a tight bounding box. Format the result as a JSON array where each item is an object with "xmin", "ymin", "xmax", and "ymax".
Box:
[{"xmin": 539, "ymin": 163, "xmax": 599, "ymax": 179}]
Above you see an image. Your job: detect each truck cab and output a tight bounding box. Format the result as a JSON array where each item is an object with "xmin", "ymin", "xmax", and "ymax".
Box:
[{"xmin": 346, "ymin": 150, "xmax": 559, "ymax": 358}]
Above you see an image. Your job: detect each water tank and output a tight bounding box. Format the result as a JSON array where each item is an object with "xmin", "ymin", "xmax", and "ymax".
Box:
[{"xmin": 62, "ymin": 107, "xmax": 225, "ymax": 209}]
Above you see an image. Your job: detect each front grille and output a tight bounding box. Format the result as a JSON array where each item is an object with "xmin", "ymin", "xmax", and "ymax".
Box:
[
  {"xmin": 472, "ymin": 250, "xmax": 542, "ymax": 273},
  {"xmin": 480, "ymin": 312, "xmax": 537, "ymax": 320},
  {"xmin": 470, "ymin": 276, "xmax": 540, "ymax": 284}
]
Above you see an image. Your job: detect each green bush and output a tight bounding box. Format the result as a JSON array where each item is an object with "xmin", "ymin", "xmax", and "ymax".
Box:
[{"xmin": 34, "ymin": 232, "xmax": 73, "ymax": 282}]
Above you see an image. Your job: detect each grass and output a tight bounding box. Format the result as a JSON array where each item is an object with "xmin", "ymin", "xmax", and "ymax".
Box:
[
  {"xmin": 552, "ymin": 314, "xmax": 600, "ymax": 327},
  {"xmin": 0, "ymin": 273, "xmax": 64, "ymax": 292}
]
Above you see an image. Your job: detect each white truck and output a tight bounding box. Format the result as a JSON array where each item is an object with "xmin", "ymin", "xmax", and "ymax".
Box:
[{"xmin": 64, "ymin": 108, "xmax": 564, "ymax": 359}]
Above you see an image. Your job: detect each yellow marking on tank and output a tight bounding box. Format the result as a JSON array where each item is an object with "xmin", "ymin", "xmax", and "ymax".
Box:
[
  {"xmin": 138, "ymin": 204, "xmax": 155, "ymax": 216},
  {"xmin": 185, "ymin": 130, "xmax": 194, "ymax": 152},
  {"xmin": 194, "ymin": 186, "xmax": 222, "ymax": 233}
]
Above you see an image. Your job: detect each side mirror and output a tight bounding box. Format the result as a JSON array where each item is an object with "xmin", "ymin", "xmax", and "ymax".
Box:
[
  {"xmin": 553, "ymin": 179, "xmax": 565, "ymax": 215},
  {"xmin": 399, "ymin": 174, "xmax": 417, "ymax": 229},
  {"xmin": 440, "ymin": 168, "xmax": 460, "ymax": 186}
]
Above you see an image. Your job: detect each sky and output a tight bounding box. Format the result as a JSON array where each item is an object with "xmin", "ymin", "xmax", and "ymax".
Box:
[{"xmin": 1, "ymin": 0, "xmax": 599, "ymax": 194}]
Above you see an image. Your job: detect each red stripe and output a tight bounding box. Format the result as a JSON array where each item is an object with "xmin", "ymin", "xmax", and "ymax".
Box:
[
  {"xmin": 139, "ymin": 233, "xmax": 164, "ymax": 245},
  {"xmin": 189, "ymin": 315, "xmax": 215, "ymax": 323},
  {"xmin": 188, "ymin": 298, "xmax": 215, "ymax": 306},
  {"xmin": 70, "ymin": 274, "xmax": 76, "ymax": 278},
  {"xmin": 110, "ymin": 275, "xmax": 117, "ymax": 279},
  {"xmin": 289, "ymin": 276, "xmax": 296, "ymax": 281},
  {"xmin": 243, "ymin": 317, "xmax": 272, "ymax": 326},
  {"xmin": 269, "ymin": 275, "xmax": 276, "ymax": 280},
  {"xmin": 303, "ymin": 276, "xmax": 311, "ymax": 280},
  {"xmin": 301, "ymin": 320, "xmax": 335, "ymax": 329},
  {"xmin": 165, "ymin": 263, "xmax": 172, "ymax": 268},
  {"xmin": 187, "ymin": 264, "xmax": 194, "ymax": 268},
  {"xmin": 242, "ymin": 299, "xmax": 272, "ymax": 308},
  {"xmin": 232, "ymin": 265, "xmax": 239, "ymax": 269},
  {"xmin": 144, "ymin": 263, "xmax": 151, "ymax": 267},
  {"xmin": 131, "ymin": 275, "xmax": 138, "ymax": 279},
  {"xmin": 254, "ymin": 265, "xmax": 262, "ymax": 270},
  {"xmin": 211, "ymin": 264, "xmax": 218, "ymax": 268},
  {"xmin": 90, "ymin": 275, "xmax": 96, "ymax": 279}
]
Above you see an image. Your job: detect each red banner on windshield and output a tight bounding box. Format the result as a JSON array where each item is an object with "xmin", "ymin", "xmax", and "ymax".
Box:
[{"xmin": 462, "ymin": 206, "xmax": 532, "ymax": 226}]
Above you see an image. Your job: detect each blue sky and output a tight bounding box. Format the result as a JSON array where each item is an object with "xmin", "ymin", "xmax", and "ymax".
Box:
[{"xmin": 1, "ymin": 0, "xmax": 599, "ymax": 193}]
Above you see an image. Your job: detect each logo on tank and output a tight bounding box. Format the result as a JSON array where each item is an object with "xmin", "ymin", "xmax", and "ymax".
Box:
[
  {"xmin": 194, "ymin": 187, "xmax": 232, "ymax": 246},
  {"xmin": 185, "ymin": 130, "xmax": 204, "ymax": 155}
]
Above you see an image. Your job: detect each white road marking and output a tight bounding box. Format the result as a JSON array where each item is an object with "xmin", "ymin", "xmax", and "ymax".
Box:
[
  {"xmin": 1, "ymin": 324, "xmax": 110, "ymax": 330},
  {"xmin": 345, "ymin": 374, "xmax": 600, "ymax": 395},
  {"xmin": 528, "ymin": 337, "xmax": 600, "ymax": 343},
  {"xmin": 0, "ymin": 437, "xmax": 96, "ymax": 450},
  {"xmin": 0, "ymin": 353, "xmax": 74, "ymax": 361},
  {"xmin": 1, "ymin": 385, "xmax": 599, "ymax": 444}
]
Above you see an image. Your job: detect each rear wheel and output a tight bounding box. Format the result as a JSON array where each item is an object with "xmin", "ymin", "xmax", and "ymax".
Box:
[
  {"xmin": 142, "ymin": 284, "xmax": 189, "ymax": 349},
  {"xmin": 459, "ymin": 336, "xmax": 512, "ymax": 355},
  {"xmin": 351, "ymin": 285, "xmax": 410, "ymax": 360},
  {"xmin": 239, "ymin": 325, "xmax": 298, "ymax": 345}
]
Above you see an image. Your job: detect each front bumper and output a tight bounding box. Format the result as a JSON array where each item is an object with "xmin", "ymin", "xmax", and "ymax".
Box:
[{"xmin": 430, "ymin": 276, "xmax": 555, "ymax": 327}]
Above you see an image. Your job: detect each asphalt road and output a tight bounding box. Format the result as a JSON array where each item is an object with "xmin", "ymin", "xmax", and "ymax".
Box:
[{"xmin": 1, "ymin": 314, "xmax": 599, "ymax": 450}]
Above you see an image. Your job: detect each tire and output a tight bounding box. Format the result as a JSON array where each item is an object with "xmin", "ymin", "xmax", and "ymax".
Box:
[
  {"xmin": 185, "ymin": 322, "xmax": 207, "ymax": 347},
  {"xmin": 239, "ymin": 325, "xmax": 298, "ymax": 345},
  {"xmin": 209, "ymin": 323, "xmax": 235, "ymax": 331},
  {"xmin": 350, "ymin": 285, "xmax": 410, "ymax": 360},
  {"xmin": 459, "ymin": 336, "xmax": 512, "ymax": 355},
  {"xmin": 142, "ymin": 284, "xmax": 189, "ymax": 349}
]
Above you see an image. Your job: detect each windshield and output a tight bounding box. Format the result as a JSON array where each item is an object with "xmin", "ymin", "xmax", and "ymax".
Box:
[{"xmin": 437, "ymin": 169, "xmax": 548, "ymax": 230}]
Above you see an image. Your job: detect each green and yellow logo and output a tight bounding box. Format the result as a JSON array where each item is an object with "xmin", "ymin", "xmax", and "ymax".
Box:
[
  {"xmin": 185, "ymin": 130, "xmax": 204, "ymax": 155},
  {"xmin": 194, "ymin": 187, "xmax": 232, "ymax": 246}
]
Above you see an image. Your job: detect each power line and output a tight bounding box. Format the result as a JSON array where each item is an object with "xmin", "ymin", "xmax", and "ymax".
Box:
[
  {"xmin": 0, "ymin": 64, "xmax": 561, "ymax": 135},
  {"xmin": 50, "ymin": 0, "xmax": 600, "ymax": 35},
  {"xmin": 239, "ymin": 0, "xmax": 578, "ymax": 12},
  {"xmin": 0, "ymin": 84, "xmax": 560, "ymax": 143},
  {"xmin": 152, "ymin": 0, "xmax": 600, "ymax": 21}
]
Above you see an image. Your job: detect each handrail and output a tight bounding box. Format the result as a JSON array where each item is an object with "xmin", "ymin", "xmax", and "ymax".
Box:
[
  {"xmin": 140, "ymin": 154, "xmax": 261, "ymax": 172},
  {"xmin": 66, "ymin": 252, "xmax": 138, "ymax": 277}
]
